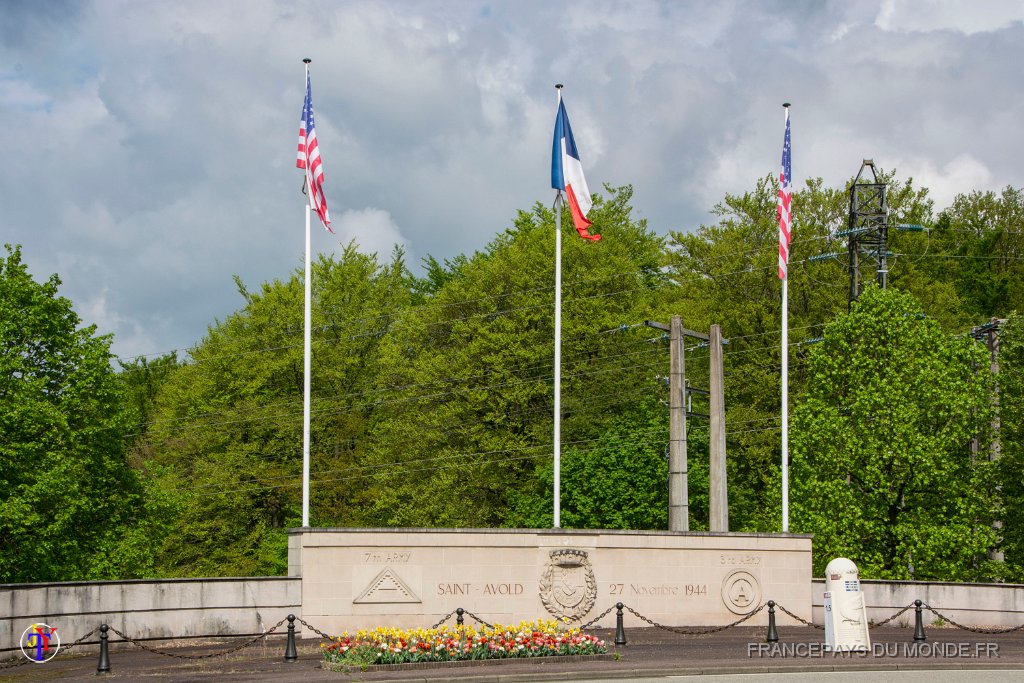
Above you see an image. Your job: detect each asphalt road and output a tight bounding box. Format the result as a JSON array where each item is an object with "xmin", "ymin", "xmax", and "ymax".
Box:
[{"xmin": 3, "ymin": 626, "xmax": 1023, "ymax": 682}]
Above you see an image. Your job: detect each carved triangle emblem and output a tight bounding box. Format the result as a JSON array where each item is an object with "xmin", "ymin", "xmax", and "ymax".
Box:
[{"xmin": 353, "ymin": 568, "xmax": 421, "ymax": 604}]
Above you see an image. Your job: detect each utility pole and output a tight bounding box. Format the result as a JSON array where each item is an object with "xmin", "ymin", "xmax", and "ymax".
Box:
[
  {"xmin": 971, "ymin": 318, "xmax": 1006, "ymax": 563},
  {"xmin": 970, "ymin": 318, "xmax": 1005, "ymax": 462},
  {"xmin": 709, "ymin": 324, "xmax": 728, "ymax": 532},
  {"xmin": 645, "ymin": 317, "xmax": 726, "ymax": 532},
  {"xmin": 669, "ymin": 316, "xmax": 687, "ymax": 532}
]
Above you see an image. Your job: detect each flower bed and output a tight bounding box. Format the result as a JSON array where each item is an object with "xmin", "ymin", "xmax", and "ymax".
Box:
[{"xmin": 321, "ymin": 619, "xmax": 607, "ymax": 667}]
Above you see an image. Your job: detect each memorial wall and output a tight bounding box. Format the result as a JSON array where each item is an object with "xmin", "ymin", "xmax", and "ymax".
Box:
[{"xmin": 290, "ymin": 527, "xmax": 813, "ymax": 633}]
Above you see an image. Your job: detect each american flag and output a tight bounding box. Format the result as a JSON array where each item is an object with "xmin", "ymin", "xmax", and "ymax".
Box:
[
  {"xmin": 777, "ymin": 107, "xmax": 792, "ymax": 279},
  {"xmin": 297, "ymin": 70, "xmax": 332, "ymax": 232}
]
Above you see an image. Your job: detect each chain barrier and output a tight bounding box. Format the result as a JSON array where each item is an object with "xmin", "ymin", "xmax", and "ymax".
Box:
[
  {"xmin": 429, "ymin": 610, "xmax": 458, "ymax": 630},
  {"xmin": 578, "ymin": 604, "xmax": 618, "ymax": 631},
  {"xmin": 774, "ymin": 601, "xmax": 1006, "ymax": 633},
  {"xmin": 0, "ymin": 626, "xmax": 99, "ymax": 670},
  {"xmin": 108, "ymin": 618, "xmax": 287, "ymax": 660},
  {"xmin": 622, "ymin": 603, "xmax": 766, "ymax": 636},
  {"xmin": 61, "ymin": 627, "xmax": 101, "ymax": 654},
  {"xmin": 10, "ymin": 600, "xmax": 1019, "ymax": 669},
  {"xmin": 868, "ymin": 603, "xmax": 915, "ymax": 629},
  {"xmin": 773, "ymin": 602, "xmax": 825, "ymax": 630},
  {"xmin": 923, "ymin": 604, "xmax": 1024, "ymax": 635},
  {"xmin": 460, "ymin": 610, "xmax": 494, "ymax": 629},
  {"xmin": 294, "ymin": 617, "xmax": 333, "ymax": 641},
  {"xmin": 0, "ymin": 656, "xmax": 31, "ymax": 671}
]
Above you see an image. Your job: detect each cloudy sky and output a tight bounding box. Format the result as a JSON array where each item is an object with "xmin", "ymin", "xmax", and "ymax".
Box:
[{"xmin": 3, "ymin": 0, "xmax": 1023, "ymax": 360}]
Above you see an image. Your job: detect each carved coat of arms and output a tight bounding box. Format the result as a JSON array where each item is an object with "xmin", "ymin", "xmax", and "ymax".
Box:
[{"xmin": 539, "ymin": 549, "xmax": 597, "ymax": 621}]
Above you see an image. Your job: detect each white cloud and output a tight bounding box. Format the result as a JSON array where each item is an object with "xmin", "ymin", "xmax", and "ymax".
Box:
[
  {"xmin": 828, "ymin": 22, "xmax": 853, "ymax": 42},
  {"xmin": 3, "ymin": 0, "xmax": 1024, "ymax": 360},
  {"xmin": 876, "ymin": 0, "xmax": 1024, "ymax": 34},
  {"xmin": 892, "ymin": 153, "xmax": 995, "ymax": 211},
  {"xmin": 330, "ymin": 208, "xmax": 410, "ymax": 259},
  {"xmin": 76, "ymin": 286, "xmax": 161, "ymax": 360},
  {"xmin": 0, "ymin": 77, "xmax": 50, "ymax": 108}
]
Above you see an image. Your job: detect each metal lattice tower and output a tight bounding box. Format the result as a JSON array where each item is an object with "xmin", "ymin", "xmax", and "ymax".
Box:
[{"xmin": 844, "ymin": 159, "xmax": 889, "ymax": 303}]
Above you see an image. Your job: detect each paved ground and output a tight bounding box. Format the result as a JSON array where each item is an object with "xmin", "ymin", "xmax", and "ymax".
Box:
[
  {"xmin": 3, "ymin": 626, "xmax": 1024, "ymax": 682},
  {"xmin": 571, "ymin": 673, "xmax": 1024, "ymax": 683}
]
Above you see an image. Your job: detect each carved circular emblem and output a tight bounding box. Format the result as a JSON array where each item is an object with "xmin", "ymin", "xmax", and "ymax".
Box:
[
  {"xmin": 539, "ymin": 549, "xmax": 597, "ymax": 621},
  {"xmin": 721, "ymin": 569, "xmax": 761, "ymax": 614}
]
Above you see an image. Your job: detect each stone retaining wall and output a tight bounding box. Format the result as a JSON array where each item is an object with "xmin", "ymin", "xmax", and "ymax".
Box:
[
  {"xmin": 8, "ymin": 542, "xmax": 1022, "ymax": 654},
  {"xmin": 0, "ymin": 576, "xmax": 299, "ymax": 653},
  {"xmin": 809, "ymin": 579, "xmax": 1024, "ymax": 628}
]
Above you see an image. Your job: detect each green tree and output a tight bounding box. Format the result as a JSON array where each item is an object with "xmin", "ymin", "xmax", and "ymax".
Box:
[
  {"xmin": 0, "ymin": 245, "xmax": 149, "ymax": 581},
  {"xmin": 928, "ymin": 187, "xmax": 1024, "ymax": 319},
  {"xmin": 663, "ymin": 176, "xmax": 845, "ymax": 532},
  {"xmin": 662, "ymin": 173, "xmax": 959, "ymax": 533},
  {"xmin": 351, "ymin": 186, "xmax": 668, "ymax": 527},
  {"xmin": 507, "ymin": 400, "xmax": 711, "ymax": 531},
  {"xmin": 790, "ymin": 285, "xmax": 997, "ymax": 580},
  {"xmin": 118, "ymin": 352, "xmax": 180, "ymax": 455},
  {"xmin": 997, "ymin": 313, "xmax": 1024, "ymax": 580},
  {"xmin": 140, "ymin": 246, "xmax": 413, "ymax": 576}
]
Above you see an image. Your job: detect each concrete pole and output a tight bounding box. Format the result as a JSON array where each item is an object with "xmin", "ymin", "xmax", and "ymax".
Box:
[
  {"xmin": 668, "ymin": 315, "xmax": 688, "ymax": 531},
  {"xmin": 989, "ymin": 323, "xmax": 1002, "ymax": 462},
  {"xmin": 987, "ymin": 322, "xmax": 1004, "ymax": 563},
  {"xmin": 709, "ymin": 324, "xmax": 728, "ymax": 531}
]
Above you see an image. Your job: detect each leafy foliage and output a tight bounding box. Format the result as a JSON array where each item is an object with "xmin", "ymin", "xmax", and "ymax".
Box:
[
  {"xmin": 507, "ymin": 399, "xmax": 697, "ymax": 530},
  {"xmin": 349, "ymin": 186, "xmax": 666, "ymax": 527},
  {"xmin": 9, "ymin": 169, "xmax": 1024, "ymax": 584},
  {"xmin": 790, "ymin": 286, "xmax": 996, "ymax": 579},
  {"xmin": 997, "ymin": 313, "xmax": 1024, "ymax": 580},
  {"xmin": 135, "ymin": 246, "xmax": 412, "ymax": 576},
  {"xmin": 662, "ymin": 174, "xmax": 943, "ymax": 533},
  {"xmin": 928, "ymin": 188, "xmax": 1024, "ymax": 319},
  {"xmin": 0, "ymin": 245, "xmax": 150, "ymax": 581}
]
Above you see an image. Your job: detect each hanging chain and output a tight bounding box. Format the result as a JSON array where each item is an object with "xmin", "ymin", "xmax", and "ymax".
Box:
[
  {"xmin": 108, "ymin": 618, "xmax": 287, "ymax": 660},
  {"xmin": 61, "ymin": 627, "xmax": 100, "ymax": 653},
  {"xmin": 295, "ymin": 617, "xmax": 333, "ymax": 640},
  {"xmin": 578, "ymin": 604, "xmax": 617, "ymax": 631},
  {"xmin": 461, "ymin": 610, "xmax": 494, "ymax": 629},
  {"xmin": 0, "ymin": 626, "xmax": 100, "ymax": 669},
  {"xmin": 0, "ymin": 656, "xmax": 31, "ymax": 671},
  {"xmin": 923, "ymin": 604, "xmax": 1024, "ymax": 635},
  {"xmin": 773, "ymin": 602, "xmax": 825, "ymax": 630},
  {"xmin": 868, "ymin": 604, "xmax": 915, "ymax": 629},
  {"xmin": 429, "ymin": 610, "xmax": 458, "ymax": 630},
  {"xmin": 622, "ymin": 603, "xmax": 766, "ymax": 635}
]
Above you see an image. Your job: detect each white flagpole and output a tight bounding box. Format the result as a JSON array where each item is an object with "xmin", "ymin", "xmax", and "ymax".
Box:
[
  {"xmin": 781, "ymin": 268, "xmax": 789, "ymax": 532},
  {"xmin": 302, "ymin": 58, "xmax": 313, "ymax": 528},
  {"xmin": 781, "ymin": 103, "xmax": 790, "ymax": 533},
  {"xmin": 553, "ymin": 84, "xmax": 563, "ymax": 529}
]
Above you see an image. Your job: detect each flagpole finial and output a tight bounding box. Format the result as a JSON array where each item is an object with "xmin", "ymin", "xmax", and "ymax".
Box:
[
  {"xmin": 782, "ymin": 102, "xmax": 791, "ymax": 108},
  {"xmin": 555, "ymin": 83, "xmax": 563, "ymax": 90},
  {"xmin": 303, "ymin": 58, "xmax": 312, "ymax": 64}
]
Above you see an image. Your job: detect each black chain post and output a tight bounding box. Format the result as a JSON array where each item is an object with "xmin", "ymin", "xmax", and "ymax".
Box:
[
  {"xmin": 766, "ymin": 600, "xmax": 779, "ymax": 643},
  {"xmin": 96, "ymin": 623, "xmax": 111, "ymax": 674},
  {"xmin": 913, "ymin": 600, "xmax": 927, "ymax": 642},
  {"xmin": 614, "ymin": 602, "xmax": 627, "ymax": 646},
  {"xmin": 456, "ymin": 608, "xmax": 464, "ymax": 625},
  {"xmin": 284, "ymin": 614, "xmax": 298, "ymax": 662}
]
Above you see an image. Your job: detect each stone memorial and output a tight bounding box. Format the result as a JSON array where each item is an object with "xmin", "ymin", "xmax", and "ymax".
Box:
[{"xmin": 289, "ymin": 527, "xmax": 812, "ymax": 632}]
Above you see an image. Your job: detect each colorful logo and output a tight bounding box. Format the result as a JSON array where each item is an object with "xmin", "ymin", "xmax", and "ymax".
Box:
[{"xmin": 20, "ymin": 623, "xmax": 60, "ymax": 663}]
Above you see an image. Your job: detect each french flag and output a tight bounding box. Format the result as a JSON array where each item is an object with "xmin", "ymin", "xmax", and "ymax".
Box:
[{"xmin": 551, "ymin": 98, "xmax": 601, "ymax": 241}]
